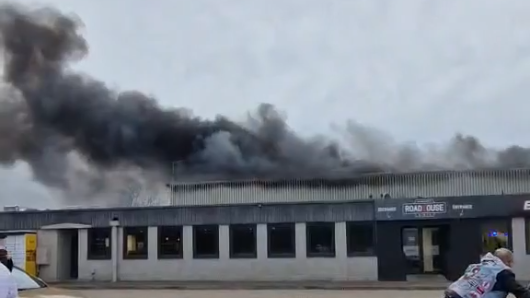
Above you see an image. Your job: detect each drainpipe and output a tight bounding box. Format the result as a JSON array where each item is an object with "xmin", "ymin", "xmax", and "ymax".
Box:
[{"xmin": 109, "ymin": 218, "xmax": 120, "ymax": 283}]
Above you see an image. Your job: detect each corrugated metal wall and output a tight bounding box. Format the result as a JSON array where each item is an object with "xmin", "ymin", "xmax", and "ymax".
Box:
[
  {"xmin": 170, "ymin": 169, "xmax": 530, "ymax": 205},
  {"xmin": 0, "ymin": 201, "xmax": 374, "ymax": 230}
]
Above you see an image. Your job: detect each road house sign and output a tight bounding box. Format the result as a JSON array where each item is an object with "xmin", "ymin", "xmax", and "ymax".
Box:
[{"xmin": 402, "ymin": 200, "xmax": 447, "ymax": 218}]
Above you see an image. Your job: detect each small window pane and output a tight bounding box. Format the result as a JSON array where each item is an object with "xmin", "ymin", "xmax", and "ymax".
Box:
[{"xmin": 123, "ymin": 227, "xmax": 148, "ymax": 259}]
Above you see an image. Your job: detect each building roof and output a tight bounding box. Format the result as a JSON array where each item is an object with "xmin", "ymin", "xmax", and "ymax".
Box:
[
  {"xmin": 168, "ymin": 168, "xmax": 530, "ymax": 189},
  {"xmin": 167, "ymin": 168, "xmax": 530, "ymax": 206}
]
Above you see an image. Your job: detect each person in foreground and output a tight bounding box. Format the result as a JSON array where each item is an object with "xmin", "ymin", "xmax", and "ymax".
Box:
[
  {"xmin": 0, "ymin": 249, "xmax": 13, "ymax": 273},
  {"xmin": 445, "ymin": 248, "xmax": 530, "ymax": 298},
  {"xmin": 0, "ymin": 249, "xmax": 17, "ymax": 298}
]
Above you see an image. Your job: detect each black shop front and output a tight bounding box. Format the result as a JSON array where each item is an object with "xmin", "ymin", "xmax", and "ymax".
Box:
[{"xmin": 375, "ymin": 195, "xmax": 528, "ymax": 281}]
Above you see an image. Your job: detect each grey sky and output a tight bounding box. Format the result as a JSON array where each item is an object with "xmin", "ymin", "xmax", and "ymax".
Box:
[{"xmin": 2, "ymin": 0, "xmax": 530, "ymax": 207}]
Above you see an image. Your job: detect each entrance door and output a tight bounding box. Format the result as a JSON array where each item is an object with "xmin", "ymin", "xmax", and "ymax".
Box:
[
  {"xmin": 402, "ymin": 225, "xmax": 449, "ymax": 275},
  {"xmin": 422, "ymin": 227, "xmax": 440, "ymax": 273},
  {"xmin": 402, "ymin": 227, "xmax": 421, "ymax": 274},
  {"xmin": 56, "ymin": 229, "xmax": 79, "ymax": 280},
  {"xmin": 69, "ymin": 231, "xmax": 79, "ymax": 279}
]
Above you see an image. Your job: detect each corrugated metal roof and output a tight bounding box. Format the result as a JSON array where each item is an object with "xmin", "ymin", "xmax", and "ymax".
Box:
[{"xmin": 0, "ymin": 201, "xmax": 374, "ymax": 230}]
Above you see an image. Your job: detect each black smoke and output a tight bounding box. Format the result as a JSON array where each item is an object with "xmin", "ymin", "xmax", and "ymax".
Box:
[{"xmin": 0, "ymin": 3, "xmax": 529, "ymax": 204}]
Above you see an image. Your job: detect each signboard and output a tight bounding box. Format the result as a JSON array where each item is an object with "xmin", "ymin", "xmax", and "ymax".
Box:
[
  {"xmin": 452, "ymin": 204, "xmax": 473, "ymax": 210},
  {"xmin": 376, "ymin": 206, "xmax": 397, "ymax": 219},
  {"xmin": 374, "ymin": 197, "xmax": 481, "ymax": 220},
  {"xmin": 377, "ymin": 207, "xmax": 397, "ymax": 213},
  {"xmin": 375, "ymin": 195, "xmax": 530, "ymax": 221},
  {"xmin": 402, "ymin": 200, "xmax": 446, "ymax": 218},
  {"xmin": 524, "ymin": 200, "xmax": 530, "ymax": 211}
]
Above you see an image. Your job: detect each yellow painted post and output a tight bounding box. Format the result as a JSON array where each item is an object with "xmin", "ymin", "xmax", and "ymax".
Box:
[{"xmin": 24, "ymin": 234, "xmax": 37, "ymax": 276}]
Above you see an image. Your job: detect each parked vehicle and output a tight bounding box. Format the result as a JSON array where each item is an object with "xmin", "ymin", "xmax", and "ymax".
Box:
[{"xmin": 12, "ymin": 266, "xmax": 84, "ymax": 298}]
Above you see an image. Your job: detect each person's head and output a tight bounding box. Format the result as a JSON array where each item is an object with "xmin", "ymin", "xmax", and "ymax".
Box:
[{"xmin": 494, "ymin": 248, "xmax": 514, "ymax": 267}]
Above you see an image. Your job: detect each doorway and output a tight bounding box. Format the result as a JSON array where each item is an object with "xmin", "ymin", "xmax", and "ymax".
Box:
[
  {"xmin": 57, "ymin": 229, "xmax": 79, "ymax": 280},
  {"xmin": 70, "ymin": 231, "xmax": 78, "ymax": 279},
  {"xmin": 402, "ymin": 225, "xmax": 449, "ymax": 275},
  {"xmin": 377, "ymin": 219, "xmax": 481, "ymax": 281}
]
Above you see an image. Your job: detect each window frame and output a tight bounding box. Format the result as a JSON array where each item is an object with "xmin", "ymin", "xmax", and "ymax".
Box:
[
  {"xmin": 193, "ymin": 225, "xmax": 220, "ymax": 259},
  {"xmin": 346, "ymin": 221, "xmax": 376, "ymax": 257},
  {"xmin": 87, "ymin": 227, "xmax": 112, "ymax": 260},
  {"xmin": 122, "ymin": 226, "xmax": 149, "ymax": 260},
  {"xmin": 157, "ymin": 226, "xmax": 184, "ymax": 259},
  {"xmin": 229, "ymin": 224, "xmax": 257, "ymax": 259},
  {"xmin": 305, "ymin": 222, "xmax": 336, "ymax": 258},
  {"xmin": 267, "ymin": 223, "xmax": 296, "ymax": 258}
]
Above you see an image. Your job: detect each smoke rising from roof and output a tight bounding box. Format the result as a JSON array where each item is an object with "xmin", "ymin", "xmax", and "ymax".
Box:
[{"xmin": 0, "ymin": 3, "xmax": 528, "ymax": 205}]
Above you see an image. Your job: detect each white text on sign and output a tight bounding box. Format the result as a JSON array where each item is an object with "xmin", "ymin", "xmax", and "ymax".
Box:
[
  {"xmin": 523, "ymin": 201, "xmax": 530, "ymax": 211},
  {"xmin": 403, "ymin": 203, "xmax": 446, "ymax": 214}
]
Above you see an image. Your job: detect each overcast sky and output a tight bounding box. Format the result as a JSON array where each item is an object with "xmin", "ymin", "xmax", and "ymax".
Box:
[{"xmin": 2, "ymin": 0, "xmax": 530, "ymax": 207}]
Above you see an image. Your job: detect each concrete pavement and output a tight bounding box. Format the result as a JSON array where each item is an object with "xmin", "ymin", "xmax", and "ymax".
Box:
[
  {"xmin": 50, "ymin": 280, "xmax": 450, "ymax": 290},
  {"xmin": 76, "ymin": 289, "xmax": 443, "ymax": 298}
]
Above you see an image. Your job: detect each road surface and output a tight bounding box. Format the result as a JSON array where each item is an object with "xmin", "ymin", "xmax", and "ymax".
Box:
[{"xmin": 78, "ymin": 289, "xmax": 441, "ymax": 298}]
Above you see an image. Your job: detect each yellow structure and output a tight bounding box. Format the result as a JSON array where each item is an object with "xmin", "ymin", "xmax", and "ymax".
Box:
[
  {"xmin": 1, "ymin": 231, "xmax": 37, "ymax": 276},
  {"xmin": 24, "ymin": 233, "xmax": 37, "ymax": 276}
]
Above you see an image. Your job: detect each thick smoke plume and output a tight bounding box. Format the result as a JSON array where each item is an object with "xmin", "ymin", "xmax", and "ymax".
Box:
[{"xmin": 0, "ymin": 3, "xmax": 528, "ymax": 205}]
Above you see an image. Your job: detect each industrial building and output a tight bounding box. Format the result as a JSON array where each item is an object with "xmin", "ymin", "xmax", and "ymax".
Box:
[{"xmin": 1, "ymin": 168, "xmax": 530, "ymax": 282}]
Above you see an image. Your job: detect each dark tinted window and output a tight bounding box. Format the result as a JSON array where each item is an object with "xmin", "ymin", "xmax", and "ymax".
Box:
[
  {"xmin": 158, "ymin": 226, "xmax": 183, "ymax": 259},
  {"xmin": 268, "ymin": 223, "xmax": 295, "ymax": 258},
  {"xmin": 306, "ymin": 222, "xmax": 335, "ymax": 257},
  {"xmin": 193, "ymin": 225, "xmax": 219, "ymax": 258},
  {"xmin": 346, "ymin": 222, "xmax": 375, "ymax": 256},
  {"xmin": 230, "ymin": 224, "xmax": 257, "ymax": 258},
  {"xmin": 87, "ymin": 228, "xmax": 111, "ymax": 260}
]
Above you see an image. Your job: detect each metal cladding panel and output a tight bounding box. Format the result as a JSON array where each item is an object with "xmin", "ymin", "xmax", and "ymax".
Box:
[
  {"xmin": 170, "ymin": 169, "xmax": 530, "ymax": 205},
  {"xmin": 170, "ymin": 182, "xmax": 363, "ymax": 205},
  {"xmin": 0, "ymin": 201, "xmax": 374, "ymax": 230},
  {"xmin": 0, "ymin": 210, "xmax": 115, "ymax": 230}
]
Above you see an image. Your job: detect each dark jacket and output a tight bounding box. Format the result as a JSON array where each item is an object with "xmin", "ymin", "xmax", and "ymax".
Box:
[
  {"xmin": 4, "ymin": 258, "xmax": 13, "ymax": 272},
  {"xmin": 492, "ymin": 269, "xmax": 530, "ymax": 298},
  {"xmin": 0, "ymin": 249, "xmax": 12, "ymax": 272},
  {"xmin": 446, "ymin": 269, "xmax": 530, "ymax": 298}
]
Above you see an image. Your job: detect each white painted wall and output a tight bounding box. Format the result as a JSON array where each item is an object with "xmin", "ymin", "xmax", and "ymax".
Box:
[
  {"xmin": 78, "ymin": 229, "xmax": 113, "ymax": 281},
  {"xmin": 510, "ymin": 217, "xmax": 530, "ymax": 280},
  {"xmin": 39, "ymin": 217, "xmax": 530, "ymax": 282},
  {"xmin": 36, "ymin": 230, "xmax": 59, "ymax": 282},
  {"xmin": 79, "ymin": 223, "xmax": 378, "ymax": 282}
]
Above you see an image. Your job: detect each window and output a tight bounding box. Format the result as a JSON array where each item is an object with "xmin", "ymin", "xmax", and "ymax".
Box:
[
  {"xmin": 306, "ymin": 222, "xmax": 335, "ymax": 257},
  {"xmin": 193, "ymin": 225, "xmax": 219, "ymax": 258},
  {"xmin": 158, "ymin": 226, "xmax": 183, "ymax": 259},
  {"xmin": 230, "ymin": 224, "xmax": 257, "ymax": 258},
  {"xmin": 123, "ymin": 226, "xmax": 148, "ymax": 259},
  {"xmin": 87, "ymin": 228, "xmax": 111, "ymax": 260},
  {"xmin": 346, "ymin": 222, "xmax": 375, "ymax": 256},
  {"xmin": 481, "ymin": 220, "xmax": 511, "ymax": 255},
  {"xmin": 267, "ymin": 223, "xmax": 295, "ymax": 258}
]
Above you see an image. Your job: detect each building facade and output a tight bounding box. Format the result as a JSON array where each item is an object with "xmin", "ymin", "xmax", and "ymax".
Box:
[
  {"xmin": 1, "ymin": 196, "xmax": 530, "ymax": 282},
  {"xmin": 374, "ymin": 195, "xmax": 530, "ymax": 281},
  {"xmin": 0, "ymin": 201, "xmax": 377, "ymax": 282},
  {"xmin": 2, "ymin": 169, "xmax": 530, "ymax": 282}
]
